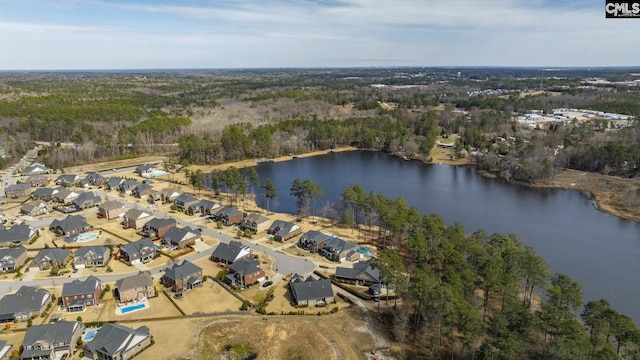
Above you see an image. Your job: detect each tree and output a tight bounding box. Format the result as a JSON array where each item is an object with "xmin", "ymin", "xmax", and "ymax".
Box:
[
  {"xmin": 262, "ymin": 178, "xmax": 277, "ymax": 214},
  {"xmin": 289, "ymin": 178, "xmax": 324, "ymax": 217},
  {"xmin": 371, "ymin": 249, "xmax": 406, "ymax": 308}
]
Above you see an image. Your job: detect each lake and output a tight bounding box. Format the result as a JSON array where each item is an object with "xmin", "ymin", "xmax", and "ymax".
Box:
[{"xmin": 253, "ymin": 151, "xmax": 640, "ymax": 323}]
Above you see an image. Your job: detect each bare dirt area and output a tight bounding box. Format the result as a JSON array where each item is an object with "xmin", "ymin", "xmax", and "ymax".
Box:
[
  {"xmin": 171, "ymin": 280, "xmax": 243, "ymax": 315},
  {"xmin": 534, "ymin": 169, "xmax": 640, "ymax": 223},
  {"xmin": 189, "ymin": 309, "xmax": 378, "ymax": 360}
]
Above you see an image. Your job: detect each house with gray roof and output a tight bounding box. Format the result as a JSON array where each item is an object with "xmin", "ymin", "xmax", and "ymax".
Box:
[
  {"xmin": 30, "ymin": 248, "xmax": 71, "ymax": 271},
  {"xmin": 83, "ymin": 323, "xmax": 152, "ymax": 360},
  {"xmin": 173, "ymin": 193, "xmax": 199, "ymax": 211},
  {"xmin": 0, "ymin": 224, "xmax": 38, "ymax": 247},
  {"xmin": 49, "ymin": 214, "xmax": 90, "ymax": 236},
  {"xmin": 298, "ymin": 230, "xmax": 331, "ymax": 253},
  {"xmin": 21, "ymin": 162, "xmax": 51, "ymax": 175},
  {"xmin": 213, "ymin": 206, "xmax": 244, "ymax": 225},
  {"xmin": 61, "ymin": 275, "xmax": 102, "ymax": 312},
  {"xmin": 162, "ymin": 226, "xmax": 200, "ymax": 250},
  {"xmin": 32, "ymin": 186, "xmax": 62, "ymax": 202},
  {"xmin": 334, "ymin": 260, "xmax": 381, "ymax": 285},
  {"xmin": 122, "ymin": 209, "xmax": 153, "ymax": 229},
  {"xmin": 71, "ymin": 191, "xmax": 101, "ymax": 209},
  {"xmin": 197, "ymin": 199, "xmax": 222, "ymax": 215},
  {"xmin": 20, "ymin": 200, "xmax": 53, "ymax": 216},
  {"xmin": 118, "ymin": 179, "xmax": 140, "ymax": 195},
  {"xmin": 0, "ymin": 339, "xmax": 12, "ymax": 360},
  {"xmin": 0, "ymin": 286, "xmax": 52, "ymax": 323},
  {"xmin": 320, "ymin": 236, "xmax": 356, "ymax": 262},
  {"xmin": 97, "ymin": 200, "xmax": 126, "ymax": 220},
  {"xmin": 119, "ymin": 238, "xmax": 156, "ymax": 265},
  {"xmin": 0, "ymin": 246, "xmax": 27, "ymax": 273},
  {"xmin": 142, "ymin": 217, "xmax": 177, "ymax": 238},
  {"xmin": 20, "ymin": 320, "xmax": 83, "ymax": 360},
  {"xmin": 131, "ymin": 183, "xmax": 155, "ymax": 199},
  {"xmin": 240, "ymin": 213, "xmax": 271, "ymax": 233},
  {"xmin": 225, "ymin": 258, "xmax": 266, "ymax": 288},
  {"xmin": 4, "ymin": 183, "xmax": 32, "ymax": 198},
  {"xmin": 156, "ymin": 188, "xmax": 182, "ymax": 203},
  {"xmin": 73, "ymin": 246, "xmax": 109, "ymax": 268},
  {"xmin": 115, "ymin": 272, "xmax": 155, "ymax": 303},
  {"xmin": 161, "ymin": 260, "xmax": 203, "ymax": 292},
  {"xmin": 135, "ymin": 163, "xmax": 158, "ymax": 177},
  {"xmin": 210, "ymin": 240, "xmax": 252, "ymax": 265},
  {"xmin": 267, "ymin": 220, "xmax": 302, "ymax": 242},
  {"xmin": 106, "ymin": 177, "xmax": 124, "ymax": 191},
  {"xmin": 289, "ymin": 274, "xmax": 334, "ymax": 306},
  {"xmin": 55, "ymin": 174, "xmax": 80, "ymax": 186},
  {"xmin": 82, "ymin": 172, "xmax": 107, "ymax": 187},
  {"xmin": 52, "ymin": 188, "xmax": 82, "ymax": 205}
]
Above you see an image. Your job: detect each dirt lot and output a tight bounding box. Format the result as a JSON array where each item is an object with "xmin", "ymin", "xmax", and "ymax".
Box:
[{"xmin": 170, "ymin": 280, "xmax": 243, "ymax": 315}]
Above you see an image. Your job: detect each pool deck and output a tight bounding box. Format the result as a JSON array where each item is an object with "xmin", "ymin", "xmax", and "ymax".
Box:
[{"xmin": 115, "ymin": 298, "xmax": 150, "ymax": 316}]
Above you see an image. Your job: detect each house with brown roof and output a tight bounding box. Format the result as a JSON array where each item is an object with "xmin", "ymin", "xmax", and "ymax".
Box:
[
  {"xmin": 122, "ymin": 209, "xmax": 153, "ymax": 229},
  {"xmin": 20, "ymin": 200, "xmax": 53, "ymax": 216},
  {"xmin": 98, "ymin": 200, "xmax": 127, "ymax": 219},
  {"xmin": 115, "ymin": 272, "xmax": 155, "ymax": 303},
  {"xmin": 240, "ymin": 213, "xmax": 271, "ymax": 233},
  {"xmin": 24, "ymin": 175, "xmax": 49, "ymax": 187}
]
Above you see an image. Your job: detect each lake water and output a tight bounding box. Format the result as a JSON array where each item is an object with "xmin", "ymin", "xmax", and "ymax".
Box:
[{"xmin": 254, "ymin": 151, "xmax": 640, "ymax": 323}]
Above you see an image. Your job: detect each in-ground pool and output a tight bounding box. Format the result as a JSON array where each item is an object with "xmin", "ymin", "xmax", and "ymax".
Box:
[
  {"xmin": 83, "ymin": 329, "xmax": 96, "ymax": 342},
  {"xmin": 357, "ymin": 246, "xmax": 374, "ymax": 256},
  {"xmin": 121, "ymin": 303, "xmax": 145, "ymax": 314}
]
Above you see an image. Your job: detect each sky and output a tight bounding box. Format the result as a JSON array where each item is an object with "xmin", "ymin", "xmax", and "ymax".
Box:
[{"xmin": 0, "ymin": 0, "xmax": 638, "ymax": 70}]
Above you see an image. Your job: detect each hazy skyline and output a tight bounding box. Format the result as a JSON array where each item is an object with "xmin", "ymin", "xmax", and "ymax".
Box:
[{"xmin": 1, "ymin": 0, "xmax": 638, "ymax": 70}]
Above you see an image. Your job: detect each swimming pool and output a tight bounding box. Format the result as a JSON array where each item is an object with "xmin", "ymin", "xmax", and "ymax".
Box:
[
  {"xmin": 83, "ymin": 329, "xmax": 96, "ymax": 342},
  {"xmin": 121, "ymin": 303, "xmax": 145, "ymax": 314},
  {"xmin": 357, "ymin": 246, "xmax": 374, "ymax": 256},
  {"xmin": 65, "ymin": 232, "xmax": 99, "ymax": 243}
]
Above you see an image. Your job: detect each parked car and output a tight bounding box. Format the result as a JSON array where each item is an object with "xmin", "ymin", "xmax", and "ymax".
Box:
[{"xmin": 262, "ymin": 280, "xmax": 273, "ymax": 288}]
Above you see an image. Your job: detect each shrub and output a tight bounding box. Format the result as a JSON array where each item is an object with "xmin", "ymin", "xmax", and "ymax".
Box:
[
  {"xmin": 240, "ymin": 300, "xmax": 249, "ymax": 311},
  {"xmin": 76, "ymin": 316, "xmax": 83, "ymax": 322}
]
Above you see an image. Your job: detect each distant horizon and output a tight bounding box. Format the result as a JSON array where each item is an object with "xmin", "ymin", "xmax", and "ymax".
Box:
[{"xmin": 1, "ymin": 1, "xmax": 638, "ymax": 69}]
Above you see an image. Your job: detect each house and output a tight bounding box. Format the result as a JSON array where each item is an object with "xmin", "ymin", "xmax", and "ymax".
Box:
[
  {"xmin": 334, "ymin": 260, "xmax": 381, "ymax": 285},
  {"xmin": 131, "ymin": 183, "xmax": 155, "ymax": 199},
  {"xmin": 135, "ymin": 163, "xmax": 158, "ymax": 177},
  {"xmin": 0, "ymin": 224, "xmax": 38, "ymax": 247},
  {"xmin": 320, "ymin": 236, "xmax": 357, "ymax": 262},
  {"xmin": 20, "ymin": 320, "xmax": 83, "ymax": 360},
  {"xmin": 49, "ymin": 214, "xmax": 90, "ymax": 236},
  {"xmin": 4, "ymin": 184, "xmax": 32, "ymax": 198},
  {"xmin": 345, "ymin": 249, "xmax": 361, "ymax": 262},
  {"xmin": 61, "ymin": 275, "xmax": 102, "ymax": 312},
  {"xmin": 106, "ymin": 177, "xmax": 124, "ymax": 191},
  {"xmin": 289, "ymin": 274, "xmax": 334, "ymax": 306},
  {"xmin": 122, "ymin": 209, "xmax": 153, "ymax": 229},
  {"xmin": 52, "ymin": 188, "xmax": 82, "ymax": 205},
  {"xmin": 210, "ymin": 240, "xmax": 252, "ymax": 265},
  {"xmin": 162, "ymin": 226, "xmax": 200, "ymax": 250},
  {"xmin": 20, "ymin": 200, "xmax": 53, "ymax": 216},
  {"xmin": 98, "ymin": 200, "xmax": 127, "ymax": 220},
  {"xmin": 0, "ymin": 286, "xmax": 52, "ymax": 323},
  {"xmin": 30, "ymin": 249, "xmax": 71, "ymax": 271},
  {"xmin": 115, "ymin": 272, "xmax": 155, "ymax": 303},
  {"xmin": 32, "ymin": 186, "xmax": 62, "ymax": 202},
  {"xmin": 156, "ymin": 188, "xmax": 182, "ymax": 203},
  {"xmin": 21, "ymin": 162, "xmax": 51, "ymax": 175},
  {"xmin": 71, "ymin": 191, "xmax": 101, "ymax": 209},
  {"xmin": 186, "ymin": 202, "xmax": 202, "ymax": 215},
  {"xmin": 118, "ymin": 179, "xmax": 140, "ymax": 195},
  {"xmin": 225, "ymin": 258, "xmax": 266, "ymax": 288},
  {"xmin": 298, "ymin": 230, "xmax": 331, "ymax": 253},
  {"xmin": 240, "ymin": 213, "xmax": 271, "ymax": 233},
  {"xmin": 0, "ymin": 246, "xmax": 27, "ymax": 273},
  {"xmin": 73, "ymin": 246, "xmax": 109, "ymax": 268},
  {"xmin": 173, "ymin": 193, "xmax": 199, "ymax": 211},
  {"xmin": 213, "ymin": 206, "xmax": 244, "ymax": 225},
  {"xmin": 142, "ymin": 217, "xmax": 177, "ymax": 238},
  {"xmin": 83, "ymin": 172, "xmax": 107, "ymax": 187},
  {"xmin": 24, "ymin": 175, "xmax": 49, "ymax": 187},
  {"xmin": 55, "ymin": 174, "xmax": 80, "ymax": 186},
  {"xmin": 161, "ymin": 260, "xmax": 203, "ymax": 292},
  {"xmin": 0, "ymin": 340, "xmax": 12, "ymax": 360},
  {"xmin": 197, "ymin": 199, "xmax": 222, "ymax": 215},
  {"xmin": 83, "ymin": 323, "xmax": 152, "ymax": 360},
  {"xmin": 119, "ymin": 238, "xmax": 156, "ymax": 265},
  {"xmin": 267, "ymin": 220, "xmax": 302, "ymax": 242}
]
